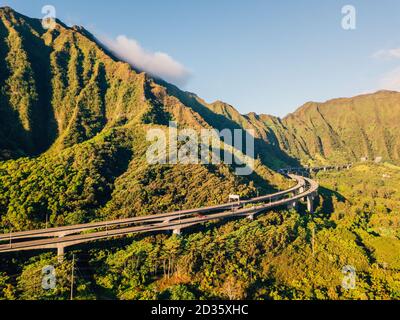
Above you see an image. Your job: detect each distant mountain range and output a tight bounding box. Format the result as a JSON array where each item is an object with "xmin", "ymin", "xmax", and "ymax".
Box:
[
  {"xmin": 0, "ymin": 6, "xmax": 399, "ymax": 228},
  {"xmin": 242, "ymin": 90, "xmax": 400, "ymax": 165}
]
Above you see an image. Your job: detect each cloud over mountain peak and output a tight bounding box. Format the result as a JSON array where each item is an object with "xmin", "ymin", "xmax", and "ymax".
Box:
[{"xmin": 99, "ymin": 34, "xmax": 191, "ymax": 86}]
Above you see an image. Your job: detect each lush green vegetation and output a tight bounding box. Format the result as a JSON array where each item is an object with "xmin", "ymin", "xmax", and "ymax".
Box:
[
  {"xmin": 266, "ymin": 91, "xmax": 400, "ymax": 165},
  {"xmin": 1, "ymin": 163, "xmax": 399, "ymax": 300},
  {"xmin": 0, "ymin": 7, "xmax": 286, "ymax": 231},
  {"xmin": 1, "ymin": 7, "xmax": 400, "ymax": 301}
]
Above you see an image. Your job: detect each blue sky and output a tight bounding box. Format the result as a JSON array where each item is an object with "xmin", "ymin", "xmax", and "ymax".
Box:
[{"xmin": 2, "ymin": 0, "xmax": 400, "ymax": 117}]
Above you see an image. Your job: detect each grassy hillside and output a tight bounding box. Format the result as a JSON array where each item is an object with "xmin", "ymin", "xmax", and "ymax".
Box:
[
  {"xmin": 175, "ymin": 90, "xmax": 400, "ymax": 167},
  {"xmin": 274, "ymin": 91, "xmax": 400, "ymax": 165},
  {"xmin": 0, "ymin": 7, "xmax": 288, "ymax": 232},
  {"xmin": 0, "ymin": 6, "xmax": 155, "ymax": 158}
]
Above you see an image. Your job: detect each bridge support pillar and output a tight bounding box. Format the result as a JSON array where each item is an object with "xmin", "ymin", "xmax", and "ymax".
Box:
[
  {"xmin": 307, "ymin": 196, "xmax": 314, "ymax": 214},
  {"xmin": 298, "ymin": 187, "xmax": 307, "ymax": 201},
  {"xmin": 173, "ymin": 229, "xmax": 181, "ymax": 236},
  {"xmin": 57, "ymin": 246, "xmax": 65, "ymax": 263}
]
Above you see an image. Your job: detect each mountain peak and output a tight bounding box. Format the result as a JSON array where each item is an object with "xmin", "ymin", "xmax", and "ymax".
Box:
[
  {"xmin": 0, "ymin": 6, "xmax": 17, "ymax": 17},
  {"xmin": 0, "ymin": 6, "xmax": 31, "ymax": 19},
  {"xmin": 0, "ymin": 6, "xmax": 14, "ymax": 12}
]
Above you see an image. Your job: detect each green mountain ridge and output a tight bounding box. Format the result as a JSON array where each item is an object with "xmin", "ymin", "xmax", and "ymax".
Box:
[
  {"xmin": 2, "ymin": 7, "xmax": 399, "ymax": 168},
  {"xmin": 1, "ymin": 6, "xmax": 400, "ymax": 230},
  {"xmin": 194, "ymin": 90, "xmax": 400, "ymax": 166},
  {"xmin": 275, "ymin": 90, "xmax": 400, "ymax": 164},
  {"xmin": 157, "ymin": 83, "xmax": 400, "ymax": 167},
  {"xmin": 0, "ymin": 7, "xmax": 286, "ymax": 231},
  {"xmin": 1, "ymin": 7, "xmax": 400, "ymax": 301}
]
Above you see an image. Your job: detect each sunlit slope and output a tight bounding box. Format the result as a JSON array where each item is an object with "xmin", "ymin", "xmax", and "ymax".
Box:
[
  {"xmin": 278, "ymin": 91, "xmax": 400, "ymax": 164},
  {"xmin": 0, "ymin": 7, "xmax": 287, "ymax": 230}
]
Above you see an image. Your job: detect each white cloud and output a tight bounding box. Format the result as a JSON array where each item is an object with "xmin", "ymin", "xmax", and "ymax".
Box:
[
  {"xmin": 378, "ymin": 66, "xmax": 400, "ymax": 91},
  {"xmin": 99, "ymin": 35, "xmax": 191, "ymax": 86},
  {"xmin": 373, "ymin": 48, "xmax": 400, "ymax": 60},
  {"xmin": 373, "ymin": 47, "xmax": 400, "ymax": 91}
]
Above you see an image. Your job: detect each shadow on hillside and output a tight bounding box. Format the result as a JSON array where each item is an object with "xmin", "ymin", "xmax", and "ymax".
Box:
[
  {"xmin": 14, "ymin": 20, "xmax": 58, "ymax": 156},
  {"xmin": 0, "ymin": 21, "xmax": 38, "ymax": 157},
  {"xmin": 318, "ymin": 186, "xmax": 347, "ymax": 216},
  {"xmin": 157, "ymin": 80, "xmax": 301, "ymax": 170}
]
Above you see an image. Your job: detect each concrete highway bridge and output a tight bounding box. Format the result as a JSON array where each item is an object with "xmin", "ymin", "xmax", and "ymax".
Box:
[
  {"xmin": 0, "ymin": 167, "xmax": 335, "ymax": 261},
  {"xmin": 278, "ymin": 164, "xmax": 353, "ymax": 176}
]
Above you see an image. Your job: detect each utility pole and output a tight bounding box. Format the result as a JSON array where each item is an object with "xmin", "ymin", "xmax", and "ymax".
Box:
[
  {"xmin": 179, "ymin": 204, "xmax": 181, "ymax": 227},
  {"xmin": 311, "ymin": 226, "xmax": 315, "ymax": 258},
  {"xmin": 45, "ymin": 213, "xmax": 48, "ymax": 230},
  {"xmin": 70, "ymin": 254, "xmax": 75, "ymax": 301}
]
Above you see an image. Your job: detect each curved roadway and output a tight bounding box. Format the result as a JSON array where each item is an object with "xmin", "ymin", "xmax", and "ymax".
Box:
[
  {"xmin": 0, "ymin": 175, "xmax": 305, "ymax": 241},
  {"xmin": 0, "ymin": 174, "xmax": 318, "ymax": 254}
]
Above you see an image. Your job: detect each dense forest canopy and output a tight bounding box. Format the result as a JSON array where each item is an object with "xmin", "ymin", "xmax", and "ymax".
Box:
[{"xmin": 0, "ymin": 7, "xmax": 399, "ymax": 300}]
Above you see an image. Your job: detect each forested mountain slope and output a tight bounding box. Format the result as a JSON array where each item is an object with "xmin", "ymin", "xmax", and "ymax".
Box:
[
  {"xmin": 0, "ymin": 7, "xmax": 287, "ymax": 231},
  {"xmin": 1, "ymin": 7, "xmax": 400, "ymax": 301},
  {"xmin": 1, "ymin": 6, "xmax": 400, "ymax": 231},
  {"xmin": 261, "ymin": 91, "xmax": 400, "ymax": 165}
]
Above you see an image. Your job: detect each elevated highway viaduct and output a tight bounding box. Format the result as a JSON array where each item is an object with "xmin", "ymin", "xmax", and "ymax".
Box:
[
  {"xmin": 0, "ymin": 174, "xmax": 319, "ymax": 261},
  {"xmin": 1, "ymin": 160, "xmax": 353, "ymax": 261}
]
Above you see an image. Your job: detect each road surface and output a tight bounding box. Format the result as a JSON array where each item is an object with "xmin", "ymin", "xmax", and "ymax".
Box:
[{"xmin": 0, "ymin": 174, "xmax": 318, "ymax": 256}]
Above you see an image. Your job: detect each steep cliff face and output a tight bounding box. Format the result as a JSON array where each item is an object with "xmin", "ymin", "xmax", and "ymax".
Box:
[
  {"xmin": 277, "ymin": 90, "xmax": 400, "ymax": 164},
  {"xmin": 1, "ymin": 6, "xmax": 400, "ymax": 230},
  {"xmin": 0, "ymin": 7, "xmax": 153, "ymax": 158},
  {"xmin": 204, "ymin": 90, "xmax": 400, "ymax": 166},
  {"xmin": 0, "ymin": 7, "xmax": 293, "ymax": 168},
  {"xmin": 0, "ymin": 7, "xmax": 287, "ymax": 230}
]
